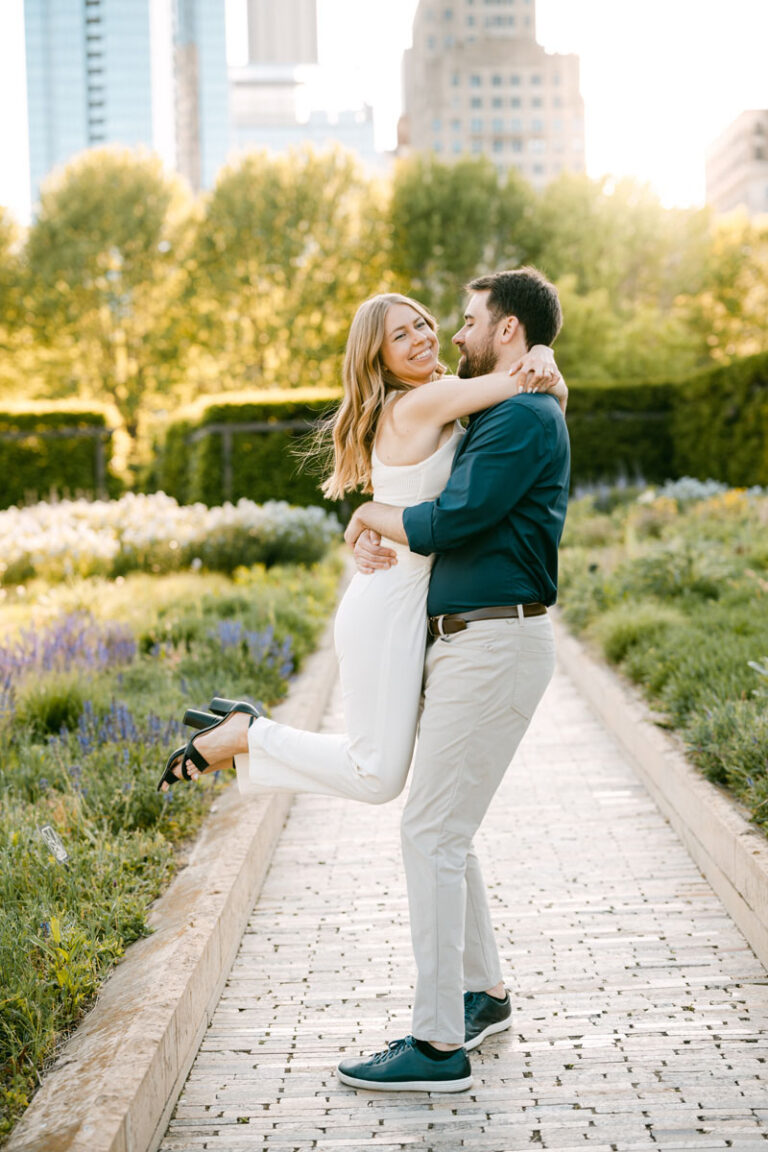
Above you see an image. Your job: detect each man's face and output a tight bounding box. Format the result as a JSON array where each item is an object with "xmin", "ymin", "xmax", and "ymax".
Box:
[{"xmin": 452, "ymin": 291, "xmax": 501, "ymax": 379}]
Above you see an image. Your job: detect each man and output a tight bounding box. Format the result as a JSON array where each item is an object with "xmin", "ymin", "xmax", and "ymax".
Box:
[{"xmin": 336, "ymin": 267, "xmax": 570, "ymax": 1092}]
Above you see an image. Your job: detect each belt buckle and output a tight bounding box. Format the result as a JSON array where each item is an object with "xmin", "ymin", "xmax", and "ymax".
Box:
[{"xmin": 431, "ymin": 614, "xmax": 452, "ymax": 643}]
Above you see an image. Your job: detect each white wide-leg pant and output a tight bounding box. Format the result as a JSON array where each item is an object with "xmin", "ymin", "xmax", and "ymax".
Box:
[
  {"xmin": 235, "ymin": 556, "xmax": 431, "ymax": 804},
  {"xmin": 402, "ymin": 614, "xmax": 556, "ymax": 1044}
]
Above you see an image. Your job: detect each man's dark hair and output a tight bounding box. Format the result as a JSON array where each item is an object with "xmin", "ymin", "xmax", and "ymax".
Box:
[{"xmin": 467, "ymin": 266, "xmax": 562, "ymax": 348}]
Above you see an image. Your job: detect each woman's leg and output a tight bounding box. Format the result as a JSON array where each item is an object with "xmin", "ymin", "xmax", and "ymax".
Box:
[{"xmin": 237, "ymin": 569, "xmax": 428, "ymax": 804}]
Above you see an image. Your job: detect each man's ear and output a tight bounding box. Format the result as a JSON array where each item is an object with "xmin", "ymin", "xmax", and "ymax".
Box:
[{"xmin": 498, "ymin": 315, "xmax": 520, "ymax": 344}]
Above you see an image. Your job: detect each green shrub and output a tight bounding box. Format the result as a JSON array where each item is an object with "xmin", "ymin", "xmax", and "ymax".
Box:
[
  {"xmin": 13, "ymin": 674, "xmax": 93, "ymax": 739},
  {"xmin": 0, "ymin": 403, "xmax": 119, "ymax": 510},
  {"xmin": 686, "ymin": 698, "xmax": 768, "ymax": 817},
  {"xmin": 587, "ymin": 601, "xmax": 686, "ymax": 665},
  {"xmin": 672, "ymin": 352, "xmax": 768, "ymax": 488}
]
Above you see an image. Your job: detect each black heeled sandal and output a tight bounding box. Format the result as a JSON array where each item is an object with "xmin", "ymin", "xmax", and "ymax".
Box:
[
  {"xmin": 157, "ymin": 702, "xmax": 262, "ymax": 791},
  {"xmin": 157, "ymin": 744, "xmax": 195, "ymax": 791}
]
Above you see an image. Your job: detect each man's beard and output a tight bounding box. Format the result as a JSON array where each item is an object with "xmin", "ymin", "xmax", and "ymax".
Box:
[{"xmin": 457, "ymin": 332, "xmax": 499, "ymax": 378}]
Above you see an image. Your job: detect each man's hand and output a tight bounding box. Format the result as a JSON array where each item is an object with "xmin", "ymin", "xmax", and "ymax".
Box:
[{"xmin": 353, "ymin": 528, "xmax": 397, "ymax": 575}]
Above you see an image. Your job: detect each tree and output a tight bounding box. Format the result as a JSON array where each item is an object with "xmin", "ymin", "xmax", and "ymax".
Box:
[
  {"xmin": 187, "ymin": 146, "xmax": 390, "ymax": 392},
  {"xmin": 22, "ymin": 148, "xmax": 195, "ymax": 438},
  {"xmin": 389, "ymin": 154, "xmax": 535, "ymax": 347}
]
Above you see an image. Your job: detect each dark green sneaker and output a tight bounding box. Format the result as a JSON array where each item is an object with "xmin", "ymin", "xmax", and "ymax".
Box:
[
  {"xmin": 337, "ymin": 1036, "xmax": 472, "ymax": 1092},
  {"xmin": 464, "ymin": 989, "xmax": 512, "ymax": 1051}
]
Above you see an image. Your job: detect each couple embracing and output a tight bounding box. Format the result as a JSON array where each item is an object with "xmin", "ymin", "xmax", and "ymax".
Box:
[{"xmin": 159, "ymin": 266, "xmax": 570, "ymax": 1093}]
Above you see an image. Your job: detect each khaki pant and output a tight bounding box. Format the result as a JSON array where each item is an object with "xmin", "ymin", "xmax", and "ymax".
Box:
[{"xmin": 402, "ymin": 613, "xmax": 556, "ymax": 1044}]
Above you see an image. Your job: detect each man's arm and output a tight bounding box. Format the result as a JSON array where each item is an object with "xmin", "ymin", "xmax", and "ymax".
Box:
[
  {"xmin": 403, "ymin": 402, "xmax": 549, "ymax": 556},
  {"xmin": 345, "ymin": 504, "xmax": 407, "ymax": 549}
]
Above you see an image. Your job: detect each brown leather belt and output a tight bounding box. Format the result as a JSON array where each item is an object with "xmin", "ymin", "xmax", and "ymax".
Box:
[{"xmin": 428, "ymin": 603, "xmax": 547, "ymax": 638}]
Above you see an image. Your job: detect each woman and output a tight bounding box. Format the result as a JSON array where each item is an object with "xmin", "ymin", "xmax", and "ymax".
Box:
[{"xmin": 158, "ymin": 292, "xmax": 565, "ymax": 797}]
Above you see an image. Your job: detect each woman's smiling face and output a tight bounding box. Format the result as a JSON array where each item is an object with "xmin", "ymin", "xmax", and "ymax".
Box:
[{"xmin": 380, "ymin": 303, "xmax": 439, "ymax": 386}]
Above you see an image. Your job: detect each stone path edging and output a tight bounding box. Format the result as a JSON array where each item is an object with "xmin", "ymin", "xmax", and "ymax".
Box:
[
  {"xmin": 552, "ymin": 611, "xmax": 768, "ymax": 971},
  {"xmin": 7, "ymin": 602, "xmax": 342, "ymax": 1152}
]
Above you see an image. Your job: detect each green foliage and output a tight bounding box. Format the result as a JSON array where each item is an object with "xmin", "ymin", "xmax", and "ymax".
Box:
[
  {"xmin": 21, "ymin": 148, "xmax": 195, "ymax": 438},
  {"xmin": 187, "ymin": 147, "xmax": 390, "ymax": 393},
  {"xmin": 0, "ymin": 557, "xmax": 341, "ymax": 1139},
  {"xmin": 0, "ymin": 403, "xmax": 117, "ymax": 509},
  {"xmin": 565, "ymin": 379, "xmax": 676, "ymax": 486},
  {"xmin": 389, "ymin": 154, "xmax": 534, "ymax": 341},
  {"xmin": 152, "ymin": 389, "xmax": 343, "ymax": 510},
  {"xmin": 560, "ymin": 486, "xmax": 768, "ymax": 825},
  {"xmin": 672, "ymin": 352, "xmax": 768, "ymax": 487}
]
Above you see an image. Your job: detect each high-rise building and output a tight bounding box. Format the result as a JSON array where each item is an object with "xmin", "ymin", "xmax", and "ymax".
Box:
[
  {"xmin": 706, "ymin": 111, "xmax": 768, "ymax": 218},
  {"xmin": 402, "ymin": 0, "xmax": 585, "ymax": 187},
  {"xmin": 174, "ymin": 0, "xmax": 230, "ymax": 189},
  {"xmin": 230, "ymin": 0, "xmax": 378, "ymax": 169},
  {"xmin": 246, "ymin": 0, "xmax": 317, "ymax": 65},
  {"xmin": 24, "ymin": 0, "xmax": 228, "ymax": 202}
]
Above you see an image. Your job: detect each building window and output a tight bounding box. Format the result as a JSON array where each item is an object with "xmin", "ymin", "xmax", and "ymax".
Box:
[
  {"xmin": 427, "ymin": 35, "xmax": 436, "ymax": 49},
  {"xmin": 532, "ymin": 119, "xmax": 544, "ymax": 133},
  {"xmin": 432, "ymin": 118, "xmax": 442, "ymax": 131},
  {"xmin": 492, "ymin": 117, "xmax": 504, "ymax": 132},
  {"xmin": 453, "ymin": 139, "xmax": 463, "ymax": 153},
  {"xmin": 451, "ymin": 118, "xmax": 461, "ymax": 131},
  {"xmin": 471, "ymin": 117, "xmax": 483, "ymax": 132},
  {"xmin": 552, "ymin": 73, "xmax": 561, "ymax": 85},
  {"xmin": 444, "ymin": 6, "xmax": 453, "ymax": 17},
  {"xmin": 444, "ymin": 34, "xmax": 454, "ymax": 45},
  {"xmin": 470, "ymin": 74, "xmax": 482, "ymax": 87},
  {"xmin": 511, "ymin": 138, "xmax": 523, "ymax": 152},
  {"xmin": 492, "ymin": 97, "xmax": 503, "ymax": 108},
  {"xmin": 530, "ymin": 73, "xmax": 542, "ymax": 85},
  {"xmin": 510, "ymin": 117, "xmax": 522, "ymax": 132},
  {"xmin": 471, "ymin": 97, "xmax": 482, "ymax": 108},
  {"xmin": 510, "ymin": 96, "xmax": 521, "ymax": 108},
  {"xmin": 434, "ymin": 140, "xmax": 443, "ymax": 152},
  {"xmin": 493, "ymin": 138, "xmax": 503, "ymax": 153},
  {"xmin": 529, "ymin": 138, "xmax": 545, "ymax": 152},
  {"xmin": 467, "ymin": 14, "xmax": 475, "ymax": 23},
  {"xmin": 472, "ymin": 140, "xmax": 482, "ymax": 153},
  {"xmin": 531, "ymin": 96, "xmax": 543, "ymax": 108},
  {"xmin": 492, "ymin": 74, "xmax": 502, "ymax": 86},
  {"xmin": 510, "ymin": 74, "xmax": 520, "ymax": 86},
  {"xmin": 451, "ymin": 72, "xmax": 460, "ymax": 86},
  {"xmin": 533, "ymin": 163, "xmax": 544, "ymax": 175}
]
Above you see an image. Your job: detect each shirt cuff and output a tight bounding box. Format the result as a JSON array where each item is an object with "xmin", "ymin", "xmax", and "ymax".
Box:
[{"xmin": 402, "ymin": 501, "xmax": 435, "ymax": 555}]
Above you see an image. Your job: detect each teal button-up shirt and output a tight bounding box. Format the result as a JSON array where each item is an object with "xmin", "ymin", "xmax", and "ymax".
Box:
[{"xmin": 402, "ymin": 393, "xmax": 570, "ymax": 616}]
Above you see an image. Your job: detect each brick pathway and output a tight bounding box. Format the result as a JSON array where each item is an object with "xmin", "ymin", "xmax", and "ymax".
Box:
[{"xmin": 159, "ymin": 666, "xmax": 768, "ymax": 1151}]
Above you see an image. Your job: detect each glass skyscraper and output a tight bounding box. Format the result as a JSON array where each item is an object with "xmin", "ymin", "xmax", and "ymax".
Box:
[{"xmin": 24, "ymin": 0, "xmax": 229, "ymax": 204}]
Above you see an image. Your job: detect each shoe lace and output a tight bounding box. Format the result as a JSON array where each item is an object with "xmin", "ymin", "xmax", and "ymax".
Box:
[{"xmin": 371, "ymin": 1037, "xmax": 411, "ymax": 1065}]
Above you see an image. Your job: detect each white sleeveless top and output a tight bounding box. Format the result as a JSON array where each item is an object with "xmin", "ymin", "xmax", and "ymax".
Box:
[{"xmin": 370, "ymin": 422, "xmax": 464, "ymax": 567}]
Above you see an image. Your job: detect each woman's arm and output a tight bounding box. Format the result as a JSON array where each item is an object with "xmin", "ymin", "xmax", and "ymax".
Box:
[{"xmin": 393, "ymin": 345, "xmax": 562, "ymax": 434}]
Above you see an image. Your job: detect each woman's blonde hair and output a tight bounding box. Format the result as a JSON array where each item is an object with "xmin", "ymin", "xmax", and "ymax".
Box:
[{"xmin": 320, "ymin": 293, "xmax": 442, "ymax": 499}]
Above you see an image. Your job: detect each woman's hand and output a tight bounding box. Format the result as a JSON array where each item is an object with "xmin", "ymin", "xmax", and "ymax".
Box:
[
  {"xmin": 510, "ymin": 344, "xmax": 567, "ymax": 413},
  {"xmin": 510, "ymin": 344, "xmax": 559, "ymax": 392}
]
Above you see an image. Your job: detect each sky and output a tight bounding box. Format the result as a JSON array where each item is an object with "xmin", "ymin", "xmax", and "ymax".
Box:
[{"xmin": 1, "ymin": 0, "xmax": 767, "ymax": 224}]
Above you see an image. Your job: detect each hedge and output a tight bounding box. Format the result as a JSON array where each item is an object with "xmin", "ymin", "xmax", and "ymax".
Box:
[
  {"xmin": 672, "ymin": 351, "xmax": 768, "ymax": 487},
  {"xmin": 149, "ymin": 354, "xmax": 768, "ymax": 510},
  {"xmin": 565, "ymin": 379, "xmax": 676, "ymax": 487},
  {"xmin": 0, "ymin": 403, "xmax": 119, "ymax": 510},
  {"xmin": 149, "ymin": 389, "xmax": 346, "ymax": 513}
]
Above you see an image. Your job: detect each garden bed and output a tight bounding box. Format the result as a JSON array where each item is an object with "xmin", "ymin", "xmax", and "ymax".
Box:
[
  {"xmin": 559, "ymin": 477, "xmax": 768, "ymax": 826},
  {"xmin": 0, "ymin": 495, "xmax": 342, "ymax": 1143}
]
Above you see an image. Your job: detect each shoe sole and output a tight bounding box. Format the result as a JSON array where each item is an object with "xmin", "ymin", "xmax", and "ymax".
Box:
[
  {"xmin": 464, "ymin": 1016, "xmax": 511, "ymax": 1052},
  {"xmin": 336, "ymin": 1070, "xmax": 473, "ymax": 1092}
]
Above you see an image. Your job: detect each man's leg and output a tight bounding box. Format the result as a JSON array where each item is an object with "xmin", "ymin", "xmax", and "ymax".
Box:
[
  {"xmin": 402, "ymin": 616, "xmax": 556, "ymax": 1044},
  {"xmin": 464, "ymin": 848, "xmax": 504, "ymax": 992}
]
